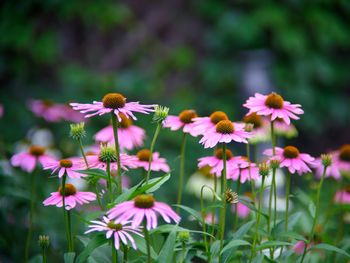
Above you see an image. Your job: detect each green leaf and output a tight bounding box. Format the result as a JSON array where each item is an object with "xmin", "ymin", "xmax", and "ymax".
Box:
[
  {"xmin": 77, "ymin": 169, "xmax": 107, "ymax": 177},
  {"xmin": 311, "ymin": 243, "xmax": 350, "ymax": 257},
  {"xmin": 156, "ymin": 226, "xmax": 177, "ymax": 263},
  {"xmin": 64, "ymin": 252, "xmax": 76, "ymax": 263},
  {"xmin": 271, "ymin": 212, "xmax": 302, "ymax": 236},
  {"xmin": 151, "ymin": 224, "xmax": 215, "ymax": 238},
  {"xmin": 238, "ymin": 196, "xmax": 268, "ymax": 220},
  {"xmin": 252, "ymin": 254, "xmax": 264, "ymax": 263},
  {"xmin": 133, "ymin": 235, "xmax": 158, "ymax": 259},
  {"xmin": 232, "ymin": 220, "xmax": 255, "ymax": 239},
  {"xmin": 308, "ymin": 202, "xmax": 316, "ymax": 218},
  {"xmin": 256, "ymin": 241, "xmax": 292, "ymax": 250},
  {"xmin": 76, "ymin": 235, "xmax": 108, "ymax": 263},
  {"xmin": 141, "ymin": 173, "xmax": 171, "ymax": 194},
  {"xmin": 173, "ymin": 204, "xmax": 202, "ymax": 222},
  {"xmin": 221, "ymin": 239, "xmax": 251, "ymax": 254},
  {"xmin": 210, "ymin": 240, "xmax": 220, "ymax": 258},
  {"xmin": 277, "ymin": 232, "xmax": 307, "ymax": 242}
]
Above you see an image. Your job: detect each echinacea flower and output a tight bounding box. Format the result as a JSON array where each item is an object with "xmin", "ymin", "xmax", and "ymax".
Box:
[
  {"xmin": 85, "ymin": 216, "xmax": 143, "ymax": 250},
  {"xmin": 11, "ymin": 145, "xmax": 55, "ymax": 173},
  {"xmin": 243, "ymin": 92, "xmax": 304, "ymax": 125},
  {"xmin": 264, "ymin": 146, "xmax": 315, "ymax": 175},
  {"xmin": 192, "ymin": 111, "xmax": 229, "ymax": 136},
  {"xmin": 107, "ymin": 194, "xmax": 180, "ymax": 230},
  {"xmin": 273, "ymin": 118, "xmax": 298, "ymax": 138},
  {"xmin": 163, "ymin": 109, "xmax": 200, "ymax": 137},
  {"xmin": 334, "ymin": 186, "xmax": 350, "ymax": 204},
  {"xmin": 70, "ymin": 93, "xmax": 155, "ymax": 121},
  {"xmin": 242, "ymin": 113, "xmax": 270, "ymax": 143},
  {"xmin": 229, "ymin": 157, "xmax": 260, "ymax": 183},
  {"xmin": 94, "ymin": 113, "xmax": 146, "ymax": 151},
  {"xmin": 198, "ymin": 148, "xmax": 240, "ymax": 178},
  {"xmin": 232, "ymin": 202, "xmax": 251, "ymax": 219},
  {"xmin": 134, "ymin": 149, "xmax": 170, "ymax": 173},
  {"xmin": 44, "ymin": 158, "xmax": 86, "ymax": 179},
  {"xmin": 43, "ymin": 183, "xmax": 96, "ymax": 210},
  {"xmin": 199, "ymin": 120, "xmax": 250, "ymax": 148}
]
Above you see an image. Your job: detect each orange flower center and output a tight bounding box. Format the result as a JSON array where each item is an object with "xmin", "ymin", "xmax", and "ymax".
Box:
[
  {"xmin": 134, "ymin": 194, "xmax": 155, "ymax": 208},
  {"xmin": 137, "ymin": 149, "xmax": 152, "ymax": 162},
  {"xmin": 178, "ymin": 109, "xmax": 197, "ymax": 124},
  {"xmin": 107, "ymin": 222, "xmax": 123, "ymax": 231},
  {"xmin": 216, "ymin": 120, "xmax": 234, "ymax": 134},
  {"xmin": 265, "ymin": 93, "xmax": 284, "ymax": 109},
  {"xmin": 58, "ymin": 184, "xmax": 77, "ymax": 196},
  {"xmin": 210, "ymin": 111, "xmax": 228, "ymax": 124},
  {"xmin": 102, "ymin": 93, "xmax": 126, "ymax": 109},
  {"xmin": 59, "ymin": 159, "xmax": 73, "ymax": 168},
  {"xmin": 283, "ymin": 146, "xmax": 300, "ymax": 158},
  {"xmin": 339, "ymin": 144, "xmax": 350, "ymax": 162},
  {"xmin": 215, "ymin": 148, "xmax": 233, "ymax": 160},
  {"xmin": 29, "ymin": 146, "xmax": 46, "ymax": 156},
  {"xmin": 243, "ymin": 113, "xmax": 262, "ymax": 128}
]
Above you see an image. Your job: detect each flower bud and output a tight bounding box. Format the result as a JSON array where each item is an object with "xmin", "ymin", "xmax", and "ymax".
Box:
[
  {"xmin": 225, "ymin": 189, "xmax": 238, "ymax": 204},
  {"xmin": 69, "ymin": 122, "xmax": 86, "ymax": 140},
  {"xmin": 178, "ymin": 231, "xmax": 190, "ymax": 243},
  {"xmin": 153, "ymin": 105, "xmax": 169, "ymax": 123},
  {"xmin": 38, "ymin": 235, "xmax": 50, "ymax": 249},
  {"xmin": 259, "ymin": 162, "xmax": 270, "ymax": 177},
  {"xmin": 321, "ymin": 154, "xmax": 332, "ymax": 167},
  {"xmin": 99, "ymin": 144, "xmax": 117, "ymax": 163},
  {"xmin": 244, "ymin": 123, "xmax": 254, "ymax": 132},
  {"xmin": 270, "ymin": 158, "xmax": 280, "ymax": 169}
]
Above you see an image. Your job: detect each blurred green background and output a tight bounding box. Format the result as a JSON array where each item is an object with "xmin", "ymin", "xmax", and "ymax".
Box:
[{"xmin": 1, "ymin": 0, "xmax": 350, "ymax": 262}]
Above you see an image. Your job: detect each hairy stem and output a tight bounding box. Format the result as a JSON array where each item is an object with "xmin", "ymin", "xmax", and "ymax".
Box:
[
  {"xmin": 176, "ymin": 133, "xmax": 187, "ymax": 213},
  {"xmin": 111, "ymin": 113, "xmax": 122, "ymax": 195}
]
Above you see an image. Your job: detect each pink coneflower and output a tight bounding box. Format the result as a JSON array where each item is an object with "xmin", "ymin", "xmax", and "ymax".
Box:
[
  {"xmin": 334, "ymin": 186, "xmax": 350, "ymax": 204},
  {"xmin": 242, "ymin": 113, "xmax": 270, "ymax": 143},
  {"xmin": 199, "ymin": 120, "xmax": 250, "ymax": 148},
  {"xmin": 134, "ymin": 149, "xmax": 170, "ymax": 173},
  {"xmin": 192, "ymin": 111, "xmax": 229, "ymax": 136},
  {"xmin": 94, "ymin": 113, "xmax": 146, "ymax": 150},
  {"xmin": 243, "ymin": 93, "xmax": 304, "ymax": 125},
  {"xmin": 43, "ymin": 184, "xmax": 96, "ymax": 210},
  {"xmin": 107, "ymin": 194, "xmax": 180, "ymax": 230},
  {"xmin": 264, "ymin": 146, "xmax": 315, "ymax": 175},
  {"xmin": 70, "ymin": 93, "xmax": 155, "ymax": 121},
  {"xmin": 229, "ymin": 157, "xmax": 260, "ymax": 183},
  {"xmin": 85, "ymin": 217, "xmax": 143, "ymax": 250},
  {"xmin": 43, "ymin": 158, "xmax": 86, "ymax": 179},
  {"xmin": 84, "ymin": 151, "xmax": 138, "ymax": 171},
  {"xmin": 11, "ymin": 145, "xmax": 55, "ymax": 173},
  {"xmin": 198, "ymin": 148, "xmax": 240, "ymax": 178},
  {"xmin": 163, "ymin": 109, "xmax": 200, "ymax": 137},
  {"xmin": 273, "ymin": 118, "xmax": 298, "ymax": 138},
  {"xmin": 232, "ymin": 196, "xmax": 251, "ymax": 219}
]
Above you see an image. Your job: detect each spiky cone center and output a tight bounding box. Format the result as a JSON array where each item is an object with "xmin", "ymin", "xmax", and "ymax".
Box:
[
  {"xmin": 243, "ymin": 113, "xmax": 262, "ymax": 128},
  {"xmin": 210, "ymin": 111, "xmax": 228, "ymax": 124},
  {"xmin": 178, "ymin": 231, "xmax": 190, "ymax": 242},
  {"xmin": 134, "ymin": 194, "xmax": 155, "ymax": 208},
  {"xmin": 118, "ymin": 113, "xmax": 133, "ymax": 128},
  {"xmin": 178, "ymin": 109, "xmax": 197, "ymax": 124},
  {"xmin": 345, "ymin": 185, "xmax": 350, "ymax": 193},
  {"xmin": 339, "ymin": 144, "xmax": 350, "ymax": 162},
  {"xmin": 59, "ymin": 184, "xmax": 77, "ymax": 196},
  {"xmin": 216, "ymin": 120, "xmax": 234, "ymax": 134},
  {"xmin": 59, "ymin": 159, "xmax": 73, "ymax": 168},
  {"xmin": 283, "ymin": 146, "xmax": 300, "ymax": 158},
  {"xmin": 42, "ymin": 99, "xmax": 54, "ymax": 107},
  {"xmin": 259, "ymin": 162, "xmax": 270, "ymax": 177},
  {"xmin": 29, "ymin": 145, "xmax": 46, "ymax": 156},
  {"xmin": 265, "ymin": 93, "xmax": 284, "ymax": 109},
  {"xmin": 225, "ymin": 189, "xmax": 238, "ymax": 204},
  {"xmin": 99, "ymin": 146, "xmax": 117, "ymax": 163},
  {"xmin": 107, "ymin": 222, "xmax": 123, "ymax": 231},
  {"xmin": 137, "ymin": 149, "xmax": 152, "ymax": 162},
  {"xmin": 215, "ymin": 148, "xmax": 233, "ymax": 160},
  {"xmin": 321, "ymin": 154, "xmax": 332, "ymax": 167},
  {"xmin": 102, "ymin": 93, "xmax": 126, "ymax": 109}
]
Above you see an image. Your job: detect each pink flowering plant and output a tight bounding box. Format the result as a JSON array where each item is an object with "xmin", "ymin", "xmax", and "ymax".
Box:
[{"xmin": 4, "ymin": 91, "xmax": 350, "ymax": 263}]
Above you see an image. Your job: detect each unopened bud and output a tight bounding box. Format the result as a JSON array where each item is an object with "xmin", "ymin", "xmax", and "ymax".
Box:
[
  {"xmin": 99, "ymin": 144, "xmax": 117, "ymax": 163},
  {"xmin": 38, "ymin": 235, "xmax": 50, "ymax": 249},
  {"xmin": 244, "ymin": 123, "xmax": 254, "ymax": 132},
  {"xmin": 259, "ymin": 162, "xmax": 270, "ymax": 177},
  {"xmin": 69, "ymin": 122, "xmax": 86, "ymax": 140},
  {"xmin": 178, "ymin": 231, "xmax": 190, "ymax": 243},
  {"xmin": 270, "ymin": 158, "xmax": 280, "ymax": 169},
  {"xmin": 153, "ymin": 105, "xmax": 169, "ymax": 123},
  {"xmin": 321, "ymin": 154, "xmax": 332, "ymax": 167}
]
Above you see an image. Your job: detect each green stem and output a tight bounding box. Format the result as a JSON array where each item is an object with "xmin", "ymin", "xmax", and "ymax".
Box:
[
  {"xmin": 176, "ymin": 133, "xmax": 187, "ymax": 213},
  {"xmin": 42, "ymin": 247, "xmax": 47, "ymax": 263},
  {"xmin": 219, "ymin": 144, "xmax": 227, "ymax": 263},
  {"xmin": 95, "ymin": 185, "xmax": 103, "ymax": 210},
  {"xmin": 67, "ymin": 210, "xmax": 74, "ymax": 251},
  {"xmin": 123, "ymin": 244, "xmax": 128, "ymax": 262},
  {"xmin": 146, "ymin": 123, "xmax": 162, "ymax": 183},
  {"xmin": 233, "ymin": 175, "xmax": 241, "ymax": 231},
  {"xmin": 77, "ymin": 138, "xmax": 88, "ymax": 167},
  {"xmin": 300, "ymin": 165, "xmax": 328, "ymax": 263},
  {"xmin": 200, "ymin": 186, "xmax": 209, "ymax": 259},
  {"xmin": 250, "ymin": 175, "xmax": 265, "ymax": 262},
  {"xmin": 61, "ymin": 175, "xmax": 71, "ymax": 252},
  {"xmin": 111, "ymin": 113, "xmax": 122, "ymax": 195},
  {"xmin": 285, "ymin": 171, "xmax": 291, "ymax": 231},
  {"xmin": 267, "ymin": 169, "xmax": 275, "ymax": 235},
  {"xmin": 143, "ymin": 221, "xmax": 152, "ymax": 263},
  {"xmin": 106, "ymin": 161, "xmax": 113, "ymax": 203},
  {"xmin": 181, "ymin": 241, "xmax": 186, "ymax": 263},
  {"xmin": 25, "ymin": 168, "xmax": 37, "ymax": 262},
  {"xmin": 112, "ymin": 240, "xmax": 118, "ymax": 263}
]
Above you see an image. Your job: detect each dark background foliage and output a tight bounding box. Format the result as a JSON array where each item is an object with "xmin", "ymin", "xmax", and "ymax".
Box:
[{"xmin": 0, "ymin": 0, "xmax": 350, "ymax": 262}]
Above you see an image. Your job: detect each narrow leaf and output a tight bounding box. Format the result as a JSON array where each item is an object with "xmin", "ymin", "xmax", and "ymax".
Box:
[
  {"xmin": 157, "ymin": 226, "xmax": 177, "ymax": 263},
  {"xmin": 221, "ymin": 239, "xmax": 251, "ymax": 254},
  {"xmin": 311, "ymin": 243, "xmax": 350, "ymax": 257}
]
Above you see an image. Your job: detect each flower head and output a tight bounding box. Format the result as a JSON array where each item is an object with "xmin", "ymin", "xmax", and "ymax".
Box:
[
  {"xmin": 11, "ymin": 145, "xmax": 55, "ymax": 173},
  {"xmin": 70, "ymin": 122, "xmax": 86, "ymax": 140},
  {"xmin": 43, "ymin": 184, "xmax": 96, "ymax": 210},
  {"xmin": 94, "ymin": 113, "xmax": 146, "ymax": 151},
  {"xmin": 38, "ymin": 235, "xmax": 50, "ymax": 249},
  {"xmin": 134, "ymin": 149, "xmax": 170, "ymax": 173},
  {"xmin": 70, "ymin": 93, "xmax": 155, "ymax": 121},
  {"xmin": 107, "ymin": 194, "xmax": 180, "ymax": 230},
  {"xmin": 85, "ymin": 216, "xmax": 143, "ymax": 250},
  {"xmin": 334, "ymin": 186, "xmax": 350, "ymax": 205},
  {"xmin": 199, "ymin": 120, "xmax": 250, "ymax": 148},
  {"xmin": 264, "ymin": 146, "xmax": 315, "ymax": 175},
  {"xmin": 163, "ymin": 109, "xmax": 200, "ymax": 137},
  {"xmin": 153, "ymin": 105, "xmax": 169, "ymax": 124},
  {"xmin": 232, "ymin": 157, "xmax": 260, "ymax": 183},
  {"xmin": 44, "ymin": 158, "xmax": 86, "ymax": 179},
  {"xmin": 243, "ymin": 93, "xmax": 304, "ymax": 125},
  {"xmin": 191, "ymin": 111, "xmax": 229, "ymax": 136}
]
